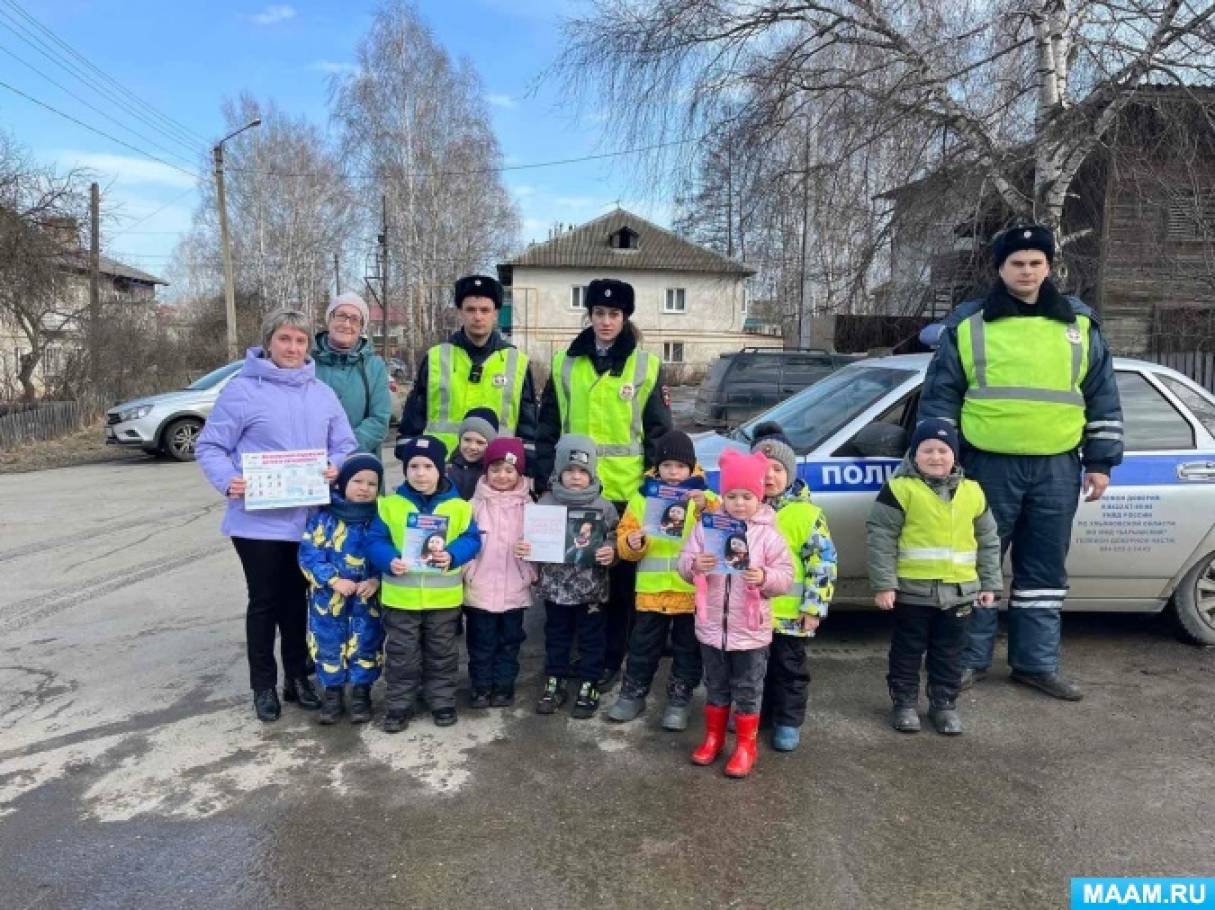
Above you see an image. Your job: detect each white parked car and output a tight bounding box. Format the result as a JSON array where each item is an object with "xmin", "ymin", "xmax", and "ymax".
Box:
[
  {"xmin": 694, "ymin": 353, "xmax": 1215, "ymax": 645},
  {"xmin": 105, "ymin": 361, "xmax": 242, "ymax": 461}
]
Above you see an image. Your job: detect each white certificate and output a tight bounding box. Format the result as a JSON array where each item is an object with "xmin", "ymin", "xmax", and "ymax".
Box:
[
  {"xmin": 241, "ymin": 449, "xmax": 330, "ymax": 510},
  {"xmin": 523, "ymin": 504, "xmax": 568, "ymax": 563}
]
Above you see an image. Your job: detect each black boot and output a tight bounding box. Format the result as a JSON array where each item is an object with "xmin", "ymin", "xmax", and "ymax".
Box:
[
  {"xmin": 348, "ymin": 685, "xmax": 372, "ymax": 724},
  {"xmin": 283, "ymin": 676, "xmax": 321, "ymax": 710},
  {"xmin": 489, "ymin": 686, "xmax": 515, "ymax": 708},
  {"xmin": 253, "ymin": 688, "xmax": 281, "ymax": 723},
  {"xmin": 469, "ymin": 687, "xmax": 492, "ymax": 709},
  {"xmin": 382, "ymin": 710, "xmax": 410, "ymax": 734},
  {"xmin": 535, "ymin": 676, "xmax": 567, "ymax": 715},
  {"xmin": 571, "ymin": 681, "xmax": 600, "ymax": 719},
  {"xmin": 318, "ymin": 686, "xmax": 344, "ymax": 725},
  {"xmin": 927, "ymin": 687, "xmax": 962, "ymax": 735},
  {"xmin": 1010, "ymin": 670, "xmax": 1083, "ymax": 701}
]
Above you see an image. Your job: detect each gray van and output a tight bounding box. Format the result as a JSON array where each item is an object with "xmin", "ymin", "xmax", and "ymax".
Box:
[{"xmin": 692, "ymin": 347, "xmax": 862, "ymax": 428}]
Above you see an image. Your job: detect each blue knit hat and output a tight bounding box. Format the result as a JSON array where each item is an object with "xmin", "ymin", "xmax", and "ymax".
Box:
[
  {"xmin": 334, "ymin": 453, "xmax": 383, "ymax": 494},
  {"xmin": 909, "ymin": 419, "xmax": 959, "ymax": 459},
  {"xmin": 394, "ymin": 434, "xmax": 448, "ymax": 473}
]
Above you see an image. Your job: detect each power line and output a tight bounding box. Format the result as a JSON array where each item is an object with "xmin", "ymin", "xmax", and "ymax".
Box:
[
  {"xmin": 0, "ymin": 41, "xmax": 200, "ymax": 169},
  {"xmin": 0, "ymin": 0, "xmax": 207, "ymax": 151},
  {"xmin": 0, "ymin": 77, "xmax": 202, "ymax": 179},
  {"xmin": 227, "ymin": 136, "xmax": 701, "ymax": 180},
  {"xmin": 107, "ymin": 185, "xmax": 200, "ymax": 240}
]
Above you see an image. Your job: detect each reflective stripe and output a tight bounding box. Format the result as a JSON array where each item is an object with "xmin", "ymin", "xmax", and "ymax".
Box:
[
  {"xmin": 898, "ymin": 547, "xmax": 976, "ymax": 564},
  {"xmin": 382, "ymin": 572, "xmax": 463, "ymax": 589},
  {"xmin": 786, "ymin": 582, "xmax": 805, "ymax": 599},
  {"xmin": 1012, "ymin": 588, "xmax": 1068, "ymax": 597},
  {"xmin": 559, "ymin": 354, "xmax": 574, "ymax": 434},
  {"xmin": 1086, "ymin": 420, "xmax": 1123, "ymax": 430},
  {"xmin": 1069, "ymin": 327, "xmax": 1083, "ymax": 388},
  {"xmin": 629, "ymin": 352, "xmax": 649, "ymax": 441},
  {"xmin": 427, "ymin": 420, "xmax": 462, "ymax": 434},
  {"xmin": 1008, "ymin": 599, "xmax": 1062, "ymax": 609},
  {"xmin": 501, "ymin": 347, "xmax": 520, "ymax": 420},
  {"xmin": 965, "ymin": 386, "xmax": 1085, "ymax": 406},
  {"xmin": 1086, "ymin": 431, "xmax": 1122, "ymax": 441},
  {"xmin": 435, "ymin": 343, "xmax": 453, "ymax": 425},
  {"xmin": 969, "ymin": 317, "xmax": 988, "ymax": 387},
  {"xmin": 637, "ymin": 556, "xmax": 675, "ymax": 573},
  {"xmin": 598, "ymin": 442, "xmax": 643, "ymax": 457}
]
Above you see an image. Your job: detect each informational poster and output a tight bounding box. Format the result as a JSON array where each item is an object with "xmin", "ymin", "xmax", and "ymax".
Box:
[
  {"xmin": 641, "ymin": 479, "xmax": 690, "ymax": 539},
  {"xmin": 402, "ymin": 513, "xmax": 450, "ymax": 574},
  {"xmin": 701, "ymin": 513, "xmax": 749, "ymax": 576},
  {"xmin": 241, "ymin": 449, "xmax": 329, "ymax": 511},
  {"xmin": 524, "ymin": 504, "xmax": 606, "ymax": 565}
]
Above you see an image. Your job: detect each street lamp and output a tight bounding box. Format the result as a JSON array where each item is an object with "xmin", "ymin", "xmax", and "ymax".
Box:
[{"xmin": 213, "ymin": 117, "xmax": 262, "ymax": 362}]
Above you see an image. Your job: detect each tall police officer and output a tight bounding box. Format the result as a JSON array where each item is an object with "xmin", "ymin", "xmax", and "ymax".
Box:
[
  {"xmin": 918, "ymin": 224, "xmax": 1123, "ymax": 700},
  {"xmin": 535, "ymin": 278, "xmax": 674, "ymax": 688},
  {"xmin": 398, "ymin": 274, "xmax": 538, "ymax": 453}
]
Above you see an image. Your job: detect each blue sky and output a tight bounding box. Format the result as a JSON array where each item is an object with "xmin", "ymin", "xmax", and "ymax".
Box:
[{"xmin": 0, "ymin": 0, "xmax": 675, "ymax": 289}]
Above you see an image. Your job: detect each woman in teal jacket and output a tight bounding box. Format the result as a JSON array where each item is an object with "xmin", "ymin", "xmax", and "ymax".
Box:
[{"xmin": 312, "ymin": 292, "xmax": 392, "ymax": 454}]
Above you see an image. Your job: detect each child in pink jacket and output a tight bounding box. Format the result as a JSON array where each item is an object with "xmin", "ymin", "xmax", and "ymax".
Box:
[
  {"xmin": 678, "ymin": 447, "xmax": 793, "ymax": 778},
  {"xmin": 464, "ymin": 437, "xmax": 536, "ymax": 708}
]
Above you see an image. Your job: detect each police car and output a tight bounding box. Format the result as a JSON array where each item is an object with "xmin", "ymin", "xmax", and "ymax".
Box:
[{"xmin": 694, "ymin": 353, "xmax": 1215, "ymax": 645}]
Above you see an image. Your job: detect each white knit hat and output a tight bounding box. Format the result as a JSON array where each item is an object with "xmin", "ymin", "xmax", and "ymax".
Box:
[{"xmin": 326, "ymin": 292, "xmax": 370, "ymax": 328}]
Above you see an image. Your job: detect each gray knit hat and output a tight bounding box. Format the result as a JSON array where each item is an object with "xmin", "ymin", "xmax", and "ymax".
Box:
[
  {"xmin": 459, "ymin": 407, "xmax": 499, "ymax": 444},
  {"xmin": 553, "ymin": 433, "xmax": 598, "ymax": 482},
  {"xmin": 750, "ymin": 420, "xmax": 797, "ymax": 486}
]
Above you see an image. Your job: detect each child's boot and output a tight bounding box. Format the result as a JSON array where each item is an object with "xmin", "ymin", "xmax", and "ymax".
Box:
[
  {"xmin": 661, "ymin": 679, "xmax": 693, "ymax": 732},
  {"xmin": 571, "ymin": 681, "xmax": 600, "ymax": 719},
  {"xmin": 771, "ymin": 724, "xmax": 801, "ymax": 752},
  {"xmin": 889, "ymin": 686, "xmax": 921, "ymax": 733},
  {"xmin": 927, "ymin": 687, "xmax": 963, "ymax": 735},
  {"xmin": 490, "ymin": 686, "xmax": 515, "ymax": 708},
  {"xmin": 535, "ymin": 676, "xmax": 567, "ymax": 715},
  {"xmin": 382, "ymin": 710, "xmax": 410, "ymax": 734},
  {"xmin": 469, "ymin": 687, "xmax": 492, "ymax": 709},
  {"xmin": 348, "ymin": 685, "xmax": 372, "ymax": 724},
  {"xmin": 606, "ymin": 683, "xmax": 645, "ymax": 723},
  {"xmin": 318, "ymin": 686, "xmax": 344, "ymax": 725},
  {"xmin": 724, "ymin": 712, "xmax": 760, "ymax": 778},
  {"xmin": 691, "ymin": 704, "xmax": 730, "ymax": 765}
]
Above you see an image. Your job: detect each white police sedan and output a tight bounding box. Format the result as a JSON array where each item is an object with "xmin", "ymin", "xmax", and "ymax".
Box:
[{"xmin": 694, "ymin": 353, "xmax": 1215, "ymax": 645}]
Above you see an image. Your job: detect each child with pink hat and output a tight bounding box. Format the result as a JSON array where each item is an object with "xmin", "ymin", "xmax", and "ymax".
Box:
[{"xmin": 677, "ymin": 448, "xmax": 793, "ymax": 778}]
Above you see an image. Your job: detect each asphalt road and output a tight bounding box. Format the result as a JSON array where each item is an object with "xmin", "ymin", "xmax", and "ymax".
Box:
[{"xmin": 1, "ymin": 460, "xmax": 1213, "ymax": 910}]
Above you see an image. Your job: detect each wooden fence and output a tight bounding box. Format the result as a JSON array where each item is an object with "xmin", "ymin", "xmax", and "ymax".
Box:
[
  {"xmin": 1148, "ymin": 351, "xmax": 1215, "ymax": 393},
  {"xmin": 0, "ymin": 401, "xmax": 85, "ymax": 449}
]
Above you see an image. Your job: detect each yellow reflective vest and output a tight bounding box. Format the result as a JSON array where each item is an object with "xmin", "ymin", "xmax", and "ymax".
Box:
[
  {"xmin": 769, "ymin": 500, "xmax": 824, "ymax": 621},
  {"xmin": 627, "ymin": 491, "xmax": 698, "ymax": 597},
  {"xmin": 956, "ymin": 313, "xmax": 1090, "ymax": 455},
  {"xmin": 889, "ymin": 475, "xmax": 985, "ymax": 584},
  {"xmin": 376, "ymin": 493, "xmax": 472, "ymax": 610},
  {"xmin": 552, "ymin": 348, "xmax": 660, "ymax": 502},
  {"xmin": 425, "ymin": 343, "xmax": 530, "ymax": 454}
]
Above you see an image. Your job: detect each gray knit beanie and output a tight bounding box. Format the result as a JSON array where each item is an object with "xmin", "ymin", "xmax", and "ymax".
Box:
[
  {"xmin": 553, "ymin": 433, "xmax": 598, "ymax": 482},
  {"xmin": 459, "ymin": 407, "xmax": 499, "ymax": 444},
  {"xmin": 750, "ymin": 420, "xmax": 797, "ymax": 487}
]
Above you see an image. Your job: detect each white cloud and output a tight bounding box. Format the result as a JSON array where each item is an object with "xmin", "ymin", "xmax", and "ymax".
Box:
[
  {"xmin": 310, "ymin": 60, "xmax": 358, "ymax": 75},
  {"xmin": 509, "ymin": 183, "xmax": 536, "ymax": 199},
  {"xmin": 486, "ymin": 93, "xmax": 517, "ymax": 109},
  {"xmin": 249, "ymin": 4, "xmax": 295, "ymax": 25},
  {"xmin": 51, "ymin": 151, "xmax": 198, "ymax": 189}
]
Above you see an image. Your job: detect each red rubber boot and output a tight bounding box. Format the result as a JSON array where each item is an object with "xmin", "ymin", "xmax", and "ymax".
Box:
[
  {"xmin": 724, "ymin": 712, "xmax": 760, "ymax": 778},
  {"xmin": 691, "ymin": 703, "xmax": 730, "ymax": 765}
]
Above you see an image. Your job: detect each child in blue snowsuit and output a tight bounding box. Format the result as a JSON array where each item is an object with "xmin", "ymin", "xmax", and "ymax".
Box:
[{"xmin": 299, "ymin": 453, "xmax": 385, "ymax": 725}]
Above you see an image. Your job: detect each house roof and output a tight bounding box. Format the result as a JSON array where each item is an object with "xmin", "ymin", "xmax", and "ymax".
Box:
[
  {"xmin": 58, "ymin": 249, "xmax": 167, "ymax": 285},
  {"xmin": 498, "ymin": 208, "xmax": 755, "ymax": 278}
]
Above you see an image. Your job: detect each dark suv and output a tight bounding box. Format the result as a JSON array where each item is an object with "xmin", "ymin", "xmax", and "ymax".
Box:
[{"xmin": 692, "ymin": 347, "xmax": 862, "ymax": 428}]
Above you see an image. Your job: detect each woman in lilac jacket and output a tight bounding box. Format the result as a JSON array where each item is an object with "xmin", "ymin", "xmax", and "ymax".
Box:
[{"xmin": 196, "ymin": 309, "xmax": 357, "ymax": 723}]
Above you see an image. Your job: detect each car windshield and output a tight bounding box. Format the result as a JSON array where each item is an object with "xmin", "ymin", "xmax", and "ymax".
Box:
[
  {"xmin": 732, "ymin": 363, "xmax": 918, "ymax": 452},
  {"xmin": 186, "ymin": 361, "xmax": 242, "ymax": 390}
]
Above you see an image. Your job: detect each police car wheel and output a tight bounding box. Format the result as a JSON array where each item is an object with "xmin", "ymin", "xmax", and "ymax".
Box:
[{"xmin": 1170, "ymin": 553, "xmax": 1215, "ymax": 646}]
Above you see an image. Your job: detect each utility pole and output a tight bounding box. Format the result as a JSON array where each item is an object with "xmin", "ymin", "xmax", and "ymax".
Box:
[
  {"xmin": 88, "ymin": 182, "xmax": 100, "ymax": 387},
  {"xmin": 379, "ymin": 194, "xmax": 389, "ymax": 358},
  {"xmin": 333, "ymin": 252, "xmax": 341, "ymax": 296},
  {"xmin": 797, "ymin": 132, "xmax": 810, "ymax": 351},
  {"xmin": 213, "ymin": 117, "xmax": 262, "ymax": 362}
]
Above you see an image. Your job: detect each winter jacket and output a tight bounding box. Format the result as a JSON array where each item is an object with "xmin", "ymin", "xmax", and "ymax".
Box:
[
  {"xmin": 365, "ymin": 477, "xmax": 482, "ymax": 577},
  {"xmin": 919, "ymin": 279, "xmax": 1123, "ymax": 474},
  {"xmin": 311, "ymin": 331, "xmax": 392, "ymax": 454},
  {"xmin": 767, "ymin": 480, "xmax": 838, "ymax": 636},
  {"xmin": 617, "ymin": 466, "xmax": 718, "ymax": 615},
  {"xmin": 533, "ymin": 490, "xmax": 620, "ymax": 606},
  {"xmin": 534, "ymin": 326, "xmax": 673, "ymax": 492},
  {"xmin": 677, "ymin": 503, "xmax": 794, "ymax": 652},
  {"xmin": 398, "ymin": 328, "xmax": 539, "ymax": 446},
  {"xmin": 196, "ymin": 347, "xmax": 357, "ymax": 542},
  {"xmin": 865, "ymin": 456, "xmax": 1002, "ymax": 608},
  {"xmin": 465, "ymin": 475, "xmax": 537, "ymax": 612},
  {"xmin": 447, "ymin": 451, "xmax": 485, "ymax": 501},
  {"xmin": 298, "ymin": 503, "xmax": 379, "ymax": 613}
]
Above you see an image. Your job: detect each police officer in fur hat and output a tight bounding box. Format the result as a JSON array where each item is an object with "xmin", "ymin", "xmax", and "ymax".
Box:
[{"xmin": 918, "ymin": 223, "xmax": 1123, "ymax": 701}]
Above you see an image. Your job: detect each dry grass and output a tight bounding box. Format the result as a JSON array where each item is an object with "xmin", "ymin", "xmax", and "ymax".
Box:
[{"xmin": 0, "ymin": 421, "xmax": 151, "ymax": 474}]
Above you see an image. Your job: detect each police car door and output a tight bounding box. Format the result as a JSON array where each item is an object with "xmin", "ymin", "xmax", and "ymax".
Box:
[{"xmin": 1066, "ymin": 366, "xmax": 1215, "ymax": 608}]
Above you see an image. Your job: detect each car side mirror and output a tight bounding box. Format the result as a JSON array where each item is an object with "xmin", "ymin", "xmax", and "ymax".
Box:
[{"xmin": 853, "ymin": 422, "xmax": 908, "ymax": 459}]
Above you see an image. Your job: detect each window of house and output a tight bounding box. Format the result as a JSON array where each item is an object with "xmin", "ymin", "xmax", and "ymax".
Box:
[
  {"xmin": 570, "ymin": 285, "xmax": 586, "ymax": 310},
  {"xmin": 1116, "ymin": 371, "xmax": 1195, "ymax": 450},
  {"xmin": 663, "ymin": 342, "xmax": 685, "ymax": 363},
  {"xmin": 664, "ymin": 288, "xmax": 686, "ymax": 313}
]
